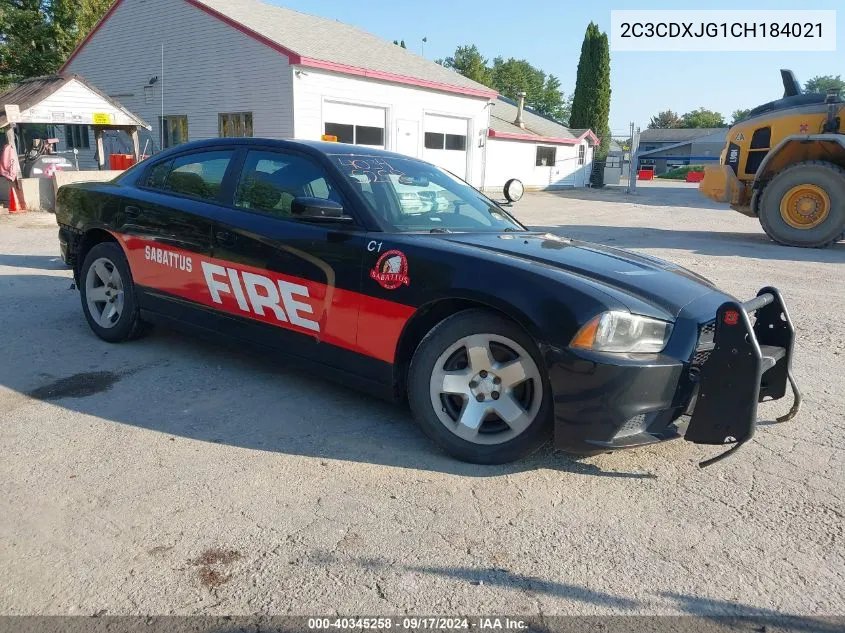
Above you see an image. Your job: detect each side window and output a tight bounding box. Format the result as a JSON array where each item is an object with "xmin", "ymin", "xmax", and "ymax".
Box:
[
  {"xmin": 234, "ymin": 150, "xmax": 346, "ymax": 218},
  {"xmin": 164, "ymin": 151, "xmax": 233, "ymax": 202},
  {"xmin": 145, "ymin": 160, "xmax": 172, "ymax": 189}
]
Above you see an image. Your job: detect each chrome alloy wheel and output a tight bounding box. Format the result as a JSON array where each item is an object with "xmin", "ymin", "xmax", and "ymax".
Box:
[
  {"xmin": 428, "ymin": 333, "xmax": 543, "ymax": 445},
  {"xmin": 85, "ymin": 257, "xmax": 125, "ymax": 329}
]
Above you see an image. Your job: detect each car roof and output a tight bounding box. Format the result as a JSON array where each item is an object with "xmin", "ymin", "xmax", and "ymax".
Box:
[{"xmin": 156, "ymin": 137, "xmax": 417, "ymax": 160}]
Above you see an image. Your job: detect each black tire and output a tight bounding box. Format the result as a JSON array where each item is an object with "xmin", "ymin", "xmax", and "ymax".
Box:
[
  {"xmin": 407, "ymin": 309, "xmax": 552, "ymax": 464},
  {"xmin": 79, "ymin": 241, "xmax": 150, "ymax": 343},
  {"xmin": 758, "ymin": 161, "xmax": 845, "ymax": 248}
]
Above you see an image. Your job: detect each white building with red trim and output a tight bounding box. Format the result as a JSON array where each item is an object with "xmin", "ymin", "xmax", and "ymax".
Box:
[
  {"xmin": 486, "ymin": 97, "xmax": 598, "ymax": 190},
  {"xmin": 59, "ymin": 0, "xmax": 596, "ymax": 190}
]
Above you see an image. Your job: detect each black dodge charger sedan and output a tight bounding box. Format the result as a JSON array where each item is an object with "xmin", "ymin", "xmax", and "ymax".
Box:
[{"xmin": 55, "ymin": 139, "xmax": 801, "ymax": 465}]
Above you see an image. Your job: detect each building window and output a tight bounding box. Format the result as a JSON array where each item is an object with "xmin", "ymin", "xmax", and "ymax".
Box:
[
  {"xmin": 160, "ymin": 115, "xmax": 188, "ymax": 148},
  {"xmin": 536, "ymin": 146, "xmax": 556, "ymax": 166},
  {"xmin": 324, "ymin": 123, "xmax": 354, "ymax": 144},
  {"xmin": 324, "ymin": 122, "xmax": 384, "ymax": 147},
  {"xmin": 65, "ymin": 125, "xmax": 90, "ymax": 149},
  {"xmin": 356, "ymin": 125, "xmax": 384, "ymax": 146},
  {"xmin": 445, "ymin": 134, "xmax": 466, "ymax": 151},
  {"xmin": 424, "ymin": 132, "xmax": 444, "ymax": 149},
  {"xmin": 219, "ymin": 112, "xmax": 253, "ymax": 138},
  {"xmin": 578, "ymin": 145, "xmax": 586, "ymax": 165},
  {"xmin": 425, "ymin": 132, "xmax": 467, "ymax": 151}
]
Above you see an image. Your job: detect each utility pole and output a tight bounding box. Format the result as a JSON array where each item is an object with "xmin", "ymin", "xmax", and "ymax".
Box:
[
  {"xmin": 627, "ymin": 123, "xmax": 641, "ymax": 194},
  {"xmin": 421, "ymin": 36, "xmax": 427, "ymax": 56}
]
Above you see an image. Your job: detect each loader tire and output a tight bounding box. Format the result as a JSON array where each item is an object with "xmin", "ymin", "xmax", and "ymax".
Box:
[{"xmin": 758, "ymin": 161, "xmax": 845, "ymax": 248}]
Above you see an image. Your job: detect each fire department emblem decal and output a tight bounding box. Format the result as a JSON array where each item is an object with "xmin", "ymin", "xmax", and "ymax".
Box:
[{"xmin": 370, "ymin": 250, "xmax": 410, "ymax": 290}]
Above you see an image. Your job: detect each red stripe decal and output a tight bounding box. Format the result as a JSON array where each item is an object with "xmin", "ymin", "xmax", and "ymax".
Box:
[{"xmin": 113, "ymin": 234, "xmax": 414, "ymax": 364}]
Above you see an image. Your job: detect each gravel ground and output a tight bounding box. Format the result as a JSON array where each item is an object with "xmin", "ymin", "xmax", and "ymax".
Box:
[{"xmin": 0, "ymin": 182, "xmax": 843, "ymax": 619}]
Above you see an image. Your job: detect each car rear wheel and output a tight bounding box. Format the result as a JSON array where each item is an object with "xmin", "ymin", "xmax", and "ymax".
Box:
[
  {"xmin": 408, "ymin": 310, "xmax": 552, "ymax": 464},
  {"xmin": 79, "ymin": 242, "xmax": 149, "ymax": 343}
]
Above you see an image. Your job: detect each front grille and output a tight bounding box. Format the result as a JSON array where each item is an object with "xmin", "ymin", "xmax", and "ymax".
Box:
[{"xmin": 691, "ymin": 320, "xmax": 716, "ymax": 369}]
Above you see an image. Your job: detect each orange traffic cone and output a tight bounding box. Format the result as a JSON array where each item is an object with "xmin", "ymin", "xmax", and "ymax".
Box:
[{"xmin": 8, "ymin": 185, "xmax": 25, "ymax": 214}]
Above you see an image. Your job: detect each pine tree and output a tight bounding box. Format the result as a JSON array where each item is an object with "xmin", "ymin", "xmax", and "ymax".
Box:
[{"xmin": 569, "ymin": 22, "xmax": 612, "ymax": 161}]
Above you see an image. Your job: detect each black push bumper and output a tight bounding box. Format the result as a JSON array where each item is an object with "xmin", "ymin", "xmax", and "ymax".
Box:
[{"xmin": 684, "ymin": 286, "xmax": 802, "ymax": 467}]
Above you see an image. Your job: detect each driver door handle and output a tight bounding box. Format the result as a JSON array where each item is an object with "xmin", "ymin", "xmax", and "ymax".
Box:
[{"xmin": 124, "ymin": 205, "xmax": 141, "ymax": 218}]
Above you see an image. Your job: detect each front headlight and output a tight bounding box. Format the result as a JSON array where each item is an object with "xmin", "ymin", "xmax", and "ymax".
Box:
[{"xmin": 570, "ymin": 311, "xmax": 673, "ymax": 353}]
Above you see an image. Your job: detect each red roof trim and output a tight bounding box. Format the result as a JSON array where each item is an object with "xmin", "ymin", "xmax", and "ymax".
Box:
[
  {"xmin": 488, "ymin": 129, "xmax": 599, "ymax": 145},
  {"xmin": 297, "ymin": 57, "xmax": 498, "ymax": 98},
  {"xmin": 61, "ymin": 0, "xmax": 496, "ymax": 99}
]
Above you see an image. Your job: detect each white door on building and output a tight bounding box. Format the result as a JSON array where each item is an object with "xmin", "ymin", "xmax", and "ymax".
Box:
[
  {"xmin": 395, "ymin": 119, "xmax": 419, "ymax": 158},
  {"xmin": 322, "ymin": 101, "xmax": 387, "ymax": 149},
  {"xmin": 422, "ymin": 114, "xmax": 469, "ymax": 179},
  {"xmin": 575, "ymin": 144, "xmax": 590, "ymax": 186}
]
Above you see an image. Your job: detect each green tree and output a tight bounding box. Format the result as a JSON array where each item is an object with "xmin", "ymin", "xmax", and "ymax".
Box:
[
  {"xmin": 804, "ymin": 74, "xmax": 845, "ymax": 94},
  {"xmin": 570, "ymin": 22, "xmax": 612, "ymax": 161},
  {"xmin": 533, "ymin": 74, "xmax": 571, "ymax": 124},
  {"xmin": 490, "ymin": 57, "xmax": 570, "ymax": 122},
  {"xmin": 0, "ymin": 0, "xmax": 111, "ymax": 89},
  {"xmin": 439, "ymin": 44, "xmax": 571, "ymax": 122},
  {"xmin": 648, "ymin": 110, "xmax": 682, "ymax": 129},
  {"xmin": 491, "ymin": 57, "xmax": 545, "ymax": 103},
  {"xmin": 730, "ymin": 108, "xmax": 752, "ymax": 124},
  {"xmin": 400, "ymin": 40, "xmax": 406, "ymax": 49},
  {"xmin": 440, "ymin": 44, "xmax": 493, "ymax": 87},
  {"xmin": 680, "ymin": 107, "xmax": 726, "ymax": 128}
]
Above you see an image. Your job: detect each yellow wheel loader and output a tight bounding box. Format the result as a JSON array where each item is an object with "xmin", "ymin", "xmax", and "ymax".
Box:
[{"xmin": 700, "ymin": 70, "xmax": 844, "ymax": 248}]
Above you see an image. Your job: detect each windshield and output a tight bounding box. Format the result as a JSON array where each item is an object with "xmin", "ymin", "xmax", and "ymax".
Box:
[{"xmin": 329, "ymin": 154, "xmax": 525, "ymax": 233}]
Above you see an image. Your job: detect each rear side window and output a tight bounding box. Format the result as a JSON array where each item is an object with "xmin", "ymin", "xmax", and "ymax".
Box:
[
  {"xmin": 145, "ymin": 160, "xmax": 172, "ymax": 189},
  {"xmin": 156, "ymin": 151, "xmax": 233, "ymax": 202}
]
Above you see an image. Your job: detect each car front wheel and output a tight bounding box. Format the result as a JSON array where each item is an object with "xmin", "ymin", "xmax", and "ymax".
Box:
[{"xmin": 408, "ymin": 310, "xmax": 552, "ymax": 464}]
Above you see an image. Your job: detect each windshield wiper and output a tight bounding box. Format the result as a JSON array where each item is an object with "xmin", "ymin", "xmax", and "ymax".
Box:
[{"xmin": 429, "ymin": 228, "xmax": 453, "ymax": 233}]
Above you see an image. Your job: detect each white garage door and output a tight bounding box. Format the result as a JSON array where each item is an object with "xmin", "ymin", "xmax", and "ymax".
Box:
[
  {"xmin": 323, "ymin": 101, "xmax": 386, "ymax": 149},
  {"xmin": 423, "ymin": 114, "xmax": 469, "ymax": 179}
]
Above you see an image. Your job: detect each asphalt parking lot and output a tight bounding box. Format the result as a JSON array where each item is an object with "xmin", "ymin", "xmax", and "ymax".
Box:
[{"xmin": 1, "ymin": 182, "xmax": 843, "ymax": 619}]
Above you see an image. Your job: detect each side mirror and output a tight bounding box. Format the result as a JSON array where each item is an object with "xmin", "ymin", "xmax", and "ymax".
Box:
[{"xmin": 291, "ymin": 197, "xmax": 346, "ymax": 219}]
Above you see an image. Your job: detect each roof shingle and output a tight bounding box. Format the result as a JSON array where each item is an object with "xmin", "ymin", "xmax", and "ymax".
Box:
[
  {"xmin": 487, "ymin": 97, "xmax": 600, "ymax": 145},
  {"xmin": 191, "ymin": 0, "xmax": 496, "ymax": 96}
]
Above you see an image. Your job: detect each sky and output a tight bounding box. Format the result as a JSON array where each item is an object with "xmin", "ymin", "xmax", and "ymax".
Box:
[{"xmin": 269, "ymin": 0, "xmax": 843, "ymax": 137}]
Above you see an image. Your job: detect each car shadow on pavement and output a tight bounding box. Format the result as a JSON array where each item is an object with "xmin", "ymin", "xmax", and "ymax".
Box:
[
  {"xmin": 0, "ymin": 253, "xmax": 69, "ymax": 270},
  {"xmin": 407, "ymin": 565, "xmax": 641, "ymax": 609},
  {"xmin": 2, "ymin": 273, "xmax": 658, "ymax": 479},
  {"xmin": 528, "ymin": 224, "xmax": 845, "ymax": 264},
  {"xmin": 660, "ymin": 592, "xmax": 843, "ymax": 633}
]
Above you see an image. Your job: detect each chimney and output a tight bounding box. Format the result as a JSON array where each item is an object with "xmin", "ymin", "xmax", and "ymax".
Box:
[{"xmin": 514, "ymin": 92, "xmax": 526, "ymax": 129}]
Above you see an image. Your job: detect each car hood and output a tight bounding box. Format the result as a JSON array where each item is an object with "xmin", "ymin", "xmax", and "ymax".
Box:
[{"xmin": 441, "ymin": 232, "xmax": 719, "ymax": 318}]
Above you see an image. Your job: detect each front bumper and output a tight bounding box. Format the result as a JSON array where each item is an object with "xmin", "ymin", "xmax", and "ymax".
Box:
[{"xmin": 549, "ymin": 287, "xmax": 801, "ymax": 466}]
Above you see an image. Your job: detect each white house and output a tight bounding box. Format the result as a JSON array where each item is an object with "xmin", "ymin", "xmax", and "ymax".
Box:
[
  {"xmin": 485, "ymin": 96, "xmax": 598, "ymax": 190},
  {"xmin": 60, "ymin": 0, "xmax": 596, "ymax": 190}
]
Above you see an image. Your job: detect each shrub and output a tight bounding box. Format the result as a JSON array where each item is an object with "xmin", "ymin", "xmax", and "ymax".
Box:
[{"xmin": 657, "ymin": 165, "xmax": 705, "ymax": 180}]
